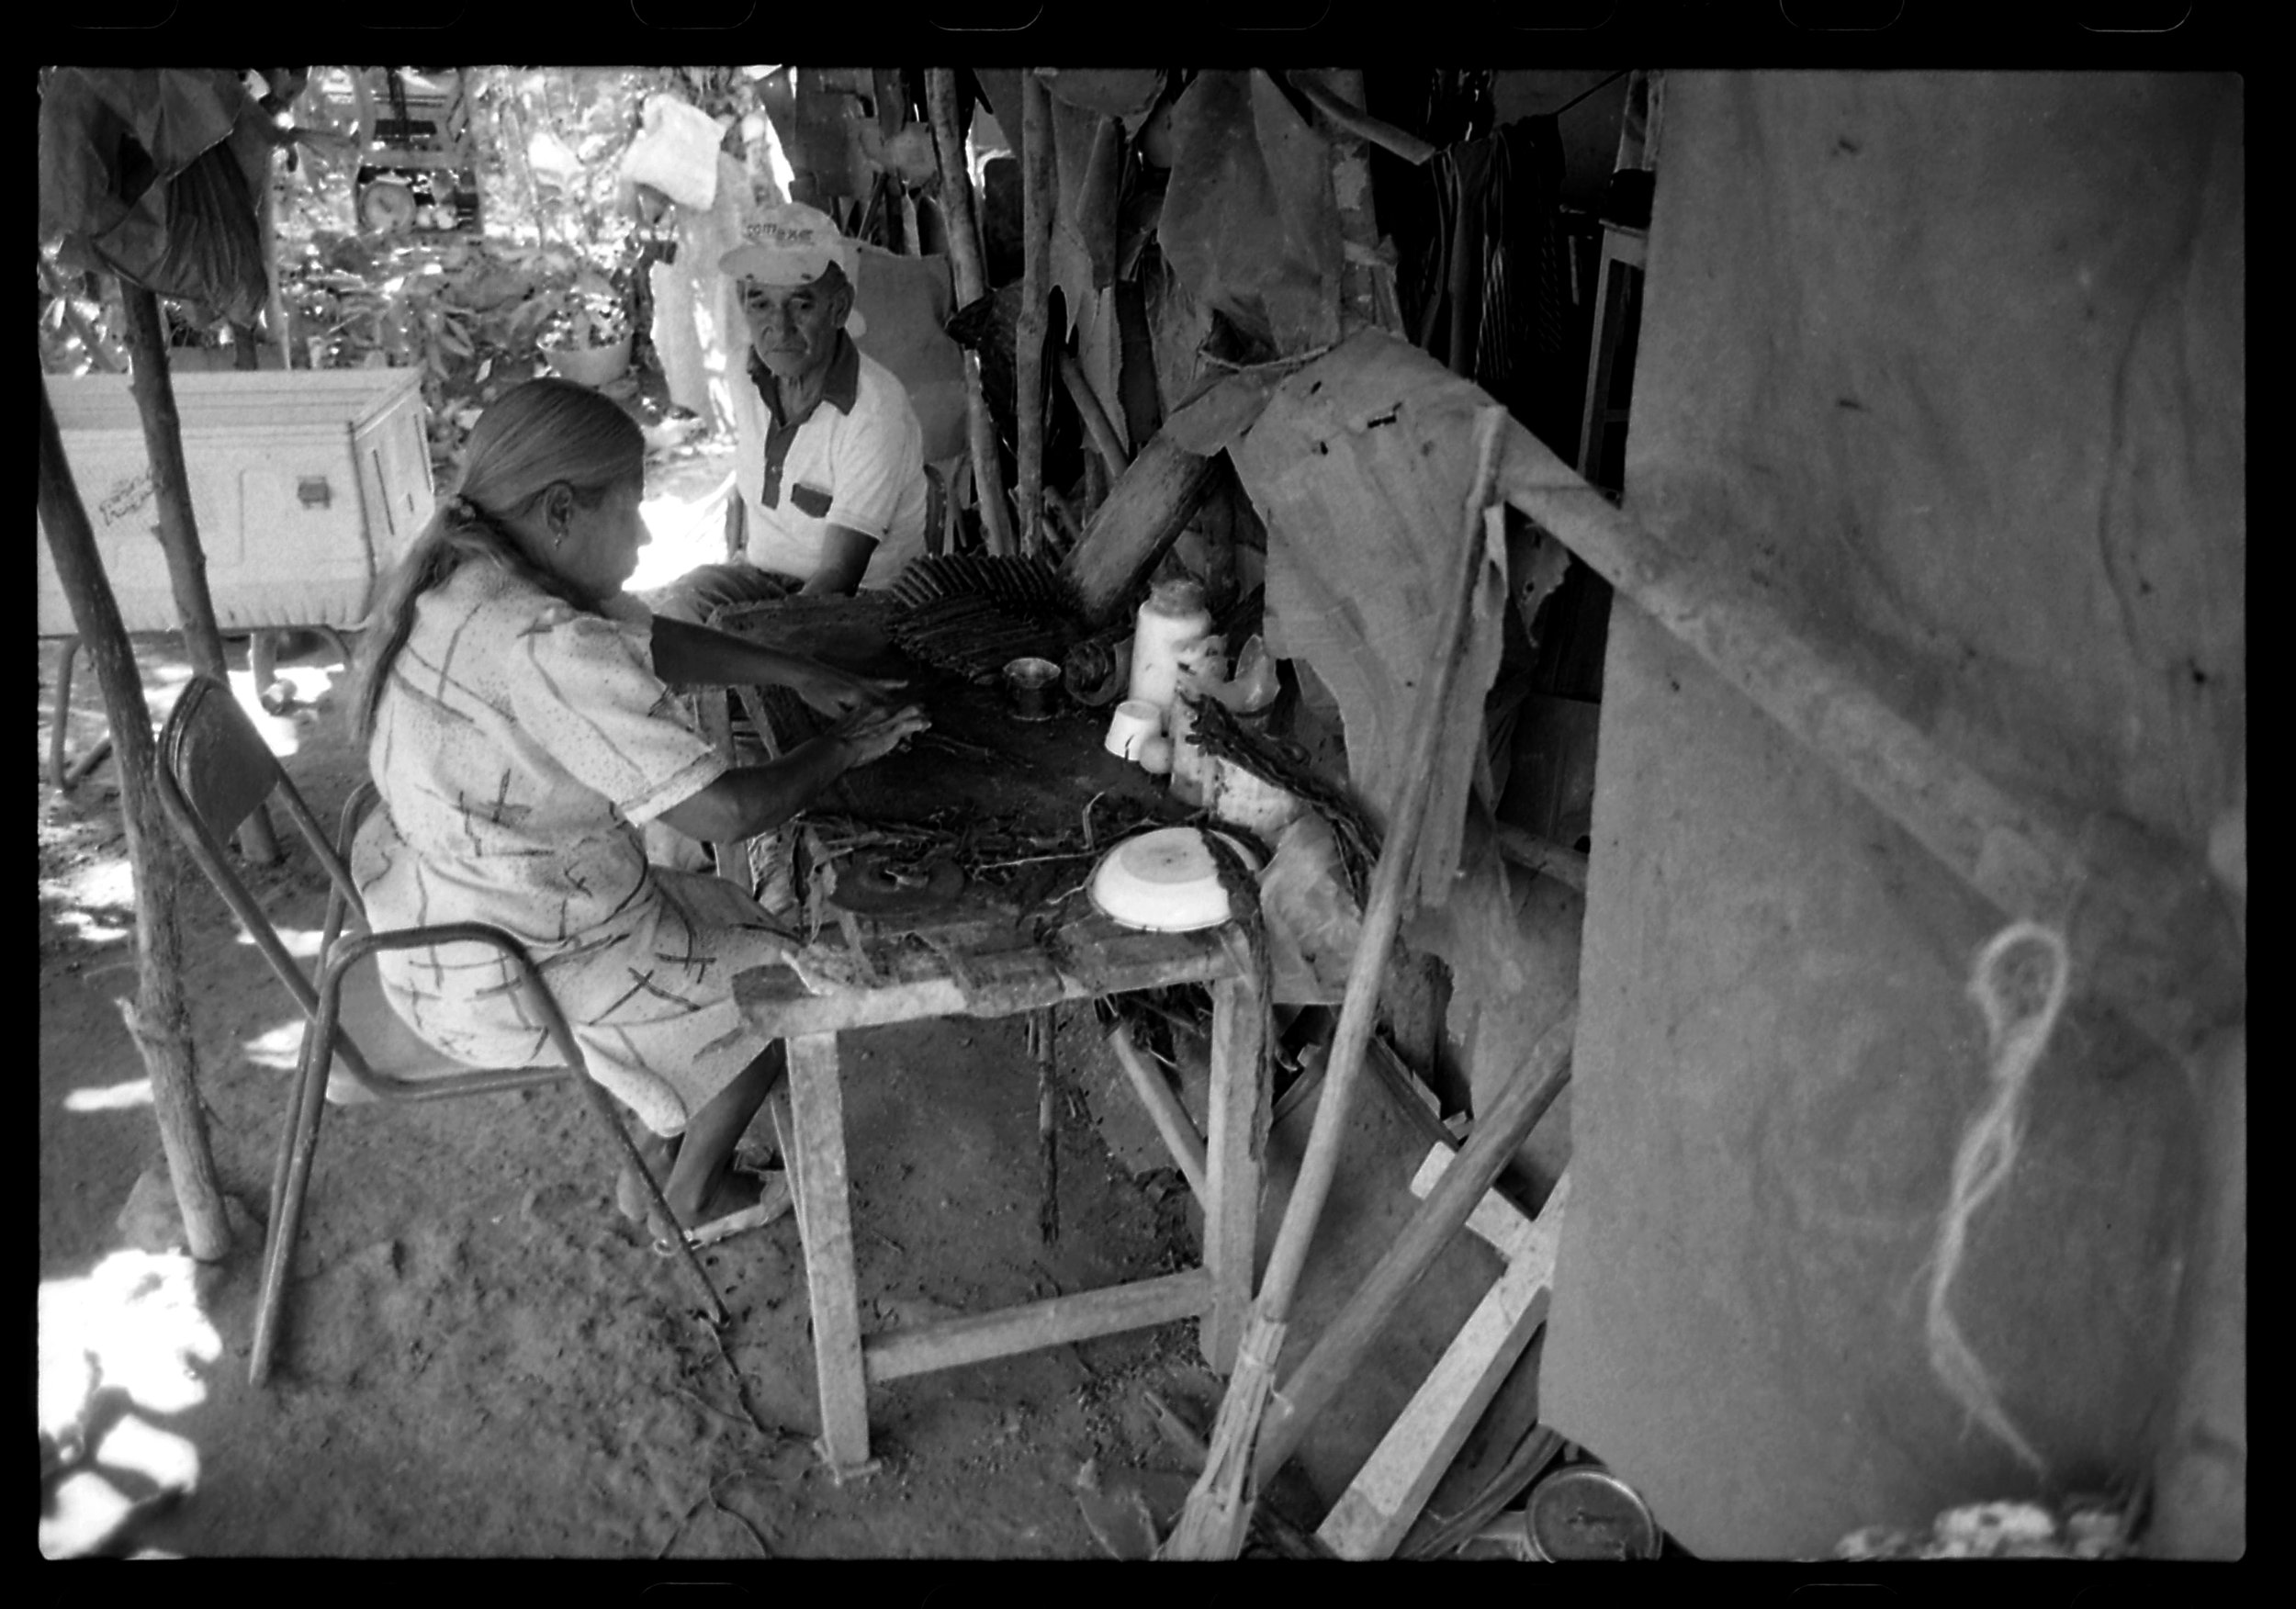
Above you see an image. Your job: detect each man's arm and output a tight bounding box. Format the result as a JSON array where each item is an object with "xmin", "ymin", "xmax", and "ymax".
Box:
[{"xmin": 800, "ymin": 524, "xmax": 879, "ymax": 597}]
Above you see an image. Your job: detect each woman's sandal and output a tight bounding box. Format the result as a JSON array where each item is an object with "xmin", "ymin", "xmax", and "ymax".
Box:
[{"xmin": 650, "ymin": 1168, "xmax": 793, "ymax": 1256}]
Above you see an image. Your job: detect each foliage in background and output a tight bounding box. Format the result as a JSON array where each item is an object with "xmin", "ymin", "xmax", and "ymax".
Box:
[{"xmin": 37, "ymin": 66, "xmax": 733, "ymax": 466}]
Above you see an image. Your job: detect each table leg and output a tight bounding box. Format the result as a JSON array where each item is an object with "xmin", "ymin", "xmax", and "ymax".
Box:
[
  {"xmin": 785, "ymin": 1030, "xmax": 876, "ymax": 1478},
  {"xmin": 1200, "ymin": 973, "xmax": 1266, "ymax": 1373}
]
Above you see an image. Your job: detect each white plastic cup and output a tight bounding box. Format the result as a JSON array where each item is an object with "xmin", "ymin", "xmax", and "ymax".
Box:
[{"xmin": 1104, "ymin": 699, "xmax": 1164, "ymax": 762}]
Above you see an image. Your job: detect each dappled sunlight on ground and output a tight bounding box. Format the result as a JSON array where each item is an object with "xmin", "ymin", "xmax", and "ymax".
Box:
[
  {"xmin": 245, "ymin": 925, "xmax": 326, "ymax": 961},
  {"xmin": 240, "ymin": 1015, "xmax": 307, "ymax": 1073},
  {"xmin": 62, "ymin": 1077, "xmax": 156, "ymax": 1115},
  {"xmin": 39, "ymin": 1249, "xmax": 222, "ymax": 1558},
  {"xmin": 42, "ymin": 857, "xmax": 136, "ymax": 938}
]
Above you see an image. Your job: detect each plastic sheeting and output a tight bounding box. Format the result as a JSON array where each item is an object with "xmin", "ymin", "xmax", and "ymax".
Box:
[
  {"xmin": 1229, "ymin": 332, "xmax": 1513, "ymax": 911},
  {"xmin": 1154, "ymin": 70, "xmax": 1343, "ymax": 356},
  {"xmin": 39, "ymin": 67, "xmax": 273, "ymax": 327},
  {"xmin": 1536, "ymin": 72, "xmax": 2244, "ymax": 1558}
]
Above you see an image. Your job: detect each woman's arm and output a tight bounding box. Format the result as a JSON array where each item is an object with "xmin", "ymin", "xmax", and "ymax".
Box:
[
  {"xmin": 654, "ymin": 701, "xmax": 929, "ymax": 844},
  {"xmin": 648, "ymin": 613, "xmax": 902, "ymax": 715}
]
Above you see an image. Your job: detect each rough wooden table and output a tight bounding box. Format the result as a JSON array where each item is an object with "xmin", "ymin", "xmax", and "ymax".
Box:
[
  {"xmin": 734, "ymin": 908, "xmax": 1264, "ymax": 1481},
  {"xmin": 713, "ymin": 593, "xmax": 1265, "ymax": 1480}
]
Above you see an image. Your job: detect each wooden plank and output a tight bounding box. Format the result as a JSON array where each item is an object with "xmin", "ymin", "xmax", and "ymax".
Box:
[
  {"xmin": 864, "ymin": 1268, "xmax": 1212, "ymax": 1384},
  {"xmin": 1493, "ymin": 824, "xmax": 1591, "ymax": 893},
  {"xmin": 1106, "ymin": 1026, "xmax": 1208, "ymax": 1201},
  {"xmin": 1316, "ymin": 1168, "xmax": 1570, "ymax": 1559},
  {"xmin": 733, "ymin": 921, "xmax": 1238, "ymax": 1039},
  {"xmin": 1199, "ymin": 974, "xmax": 1266, "ymax": 1373},
  {"xmin": 1252, "ymin": 1008, "xmax": 1575, "ymax": 1486},
  {"xmin": 785, "ymin": 1031, "xmax": 874, "ymax": 1477},
  {"xmin": 1321, "ymin": 1288, "xmax": 1552, "ymax": 1559},
  {"xmin": 1416, "ymin": 1145, "xmax": 1547, "ymax": 1262}
]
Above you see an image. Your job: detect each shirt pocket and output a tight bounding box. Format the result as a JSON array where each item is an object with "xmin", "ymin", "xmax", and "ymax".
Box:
[{"xmin": 790, "ymin": 481, "xmax": 833, "ymax": 519}]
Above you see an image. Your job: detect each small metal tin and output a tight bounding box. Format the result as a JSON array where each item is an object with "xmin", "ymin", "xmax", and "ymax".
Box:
[
  {"xmin": 1003, "ymin": 656, "xmax": 1061, "ymax": 720},
  {"xmin": 1524, "ymin": 1464, "xmax": 1661, "ymax": 1560}
]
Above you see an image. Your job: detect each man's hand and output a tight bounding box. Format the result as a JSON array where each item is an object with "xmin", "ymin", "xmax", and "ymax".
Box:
[
  {"xmin": 829, "ymin": 703, "xmax": 931, "ymax": 769},
  {"xmin": 793, "ymin": 661, "xmax": 909, "ymax": 719}
]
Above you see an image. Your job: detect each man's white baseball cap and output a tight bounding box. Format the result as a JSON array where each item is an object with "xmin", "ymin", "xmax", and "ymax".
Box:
[{"xmin": 720, "ymin": 201, "xmax": 861, "ymax": 287}]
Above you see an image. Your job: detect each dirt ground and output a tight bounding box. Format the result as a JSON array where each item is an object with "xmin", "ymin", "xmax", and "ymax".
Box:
[{"xmin": 36, "ymin": 442, "xmax": 1243, "ymax": 1561}]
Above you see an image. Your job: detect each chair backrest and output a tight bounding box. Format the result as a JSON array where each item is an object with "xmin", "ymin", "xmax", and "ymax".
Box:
[
  {"xmin": 159, "ymin": 673, "xmax": 281, "ymax": 843},
  {"xmin": 153, "ymin": 675, "xmax": 376, "ymax": 1078}
]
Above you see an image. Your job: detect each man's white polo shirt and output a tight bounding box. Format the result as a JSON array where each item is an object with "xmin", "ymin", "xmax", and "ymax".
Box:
[{"xmin": 729, "ymin": 332, "xmax": 929, "ymax": 588}]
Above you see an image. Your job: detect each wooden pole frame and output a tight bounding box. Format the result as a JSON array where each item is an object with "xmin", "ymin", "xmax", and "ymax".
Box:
[
  {"xmin": 1015, "ymin": 68, "xmax": 1055, "ymax": 557},
  {"xmin": 39, "ymin": 363, "xmax": 232, "ymax": 1261},
  {"xmin": 119, "ymin": 282, "xmax": 280, "ymax": 864},
  {"xmin": 926, "ymin": 67, "xmax": 1017, "ymax": 557}
]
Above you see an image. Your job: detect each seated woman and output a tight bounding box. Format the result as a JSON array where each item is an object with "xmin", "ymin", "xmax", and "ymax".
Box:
[{"xmin": 347, "ymin": 378, "xmax": 929, "ymax": 1238}]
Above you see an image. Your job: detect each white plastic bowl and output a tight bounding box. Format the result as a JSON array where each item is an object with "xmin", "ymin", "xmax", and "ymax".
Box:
[{"xmin": 1087, "ymin": 827, "xmax": 1261, "ymax": 932}]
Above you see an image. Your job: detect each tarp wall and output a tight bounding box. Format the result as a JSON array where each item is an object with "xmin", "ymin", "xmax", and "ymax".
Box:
[{"xmin": 1537, "ymin": 72, "xmax": 2244, "ymax": 1558}]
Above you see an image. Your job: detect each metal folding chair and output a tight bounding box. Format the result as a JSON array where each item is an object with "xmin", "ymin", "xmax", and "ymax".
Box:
[{"xmin": 152, "ymin": 673, "xmax": 728, "ymax": 1386}]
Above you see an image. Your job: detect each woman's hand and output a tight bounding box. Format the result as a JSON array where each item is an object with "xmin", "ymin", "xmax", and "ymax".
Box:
[
  {"xmin": 794, "ymin": 661, "xmax": 908, "ymax": 719},
  {"xmin": 829, "ymin": 703, "xmax": 932, "ymax": 769}
]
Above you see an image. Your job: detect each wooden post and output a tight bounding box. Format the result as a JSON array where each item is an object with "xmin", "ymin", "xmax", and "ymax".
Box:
[
  {"xmin": 260, "ymin": 146, "xmax": 295, "ymax": 368},
  {"xmin": 1016, "ymin": 68, "xmax": 1054, "ymax": 557},
  {"xmin": 1309, "ymin": 69, "xmax": 1383, "ymax": 336},
  {"xmin": 1059, "ymin": 433, "xmax": 1224, "ymax": 625},
  {"xmin": 38, "ymin": 364, "xmax": 233, "ymax": 1262},
  {"xmin": 927, "ymin": 67, "xmax": 1016, "ymax": 557},
  {"xmin": 119, "ymin": 282, "xmax": 280, "ymax": 864}
]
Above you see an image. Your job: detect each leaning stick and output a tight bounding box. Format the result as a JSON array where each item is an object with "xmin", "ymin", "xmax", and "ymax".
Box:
[
  {"xmin": 1251, "ymin": 1007, "xmax": 1575, "ymax": 1488},
  {"xmin": 1161, "ymin": 406, "xmax": 1511, "ymax": 1560}
]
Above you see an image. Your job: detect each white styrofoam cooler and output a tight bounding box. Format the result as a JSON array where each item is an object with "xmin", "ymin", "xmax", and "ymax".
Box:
[{"xmin": 37, "ymin": 369, "xmax": 436, "ymax": 638}]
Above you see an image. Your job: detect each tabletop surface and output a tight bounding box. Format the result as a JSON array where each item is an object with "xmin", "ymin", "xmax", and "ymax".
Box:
[
  {"xmin": 712, "ymin": 592, "xmax": 1179, "ymax": 844},
  {"xmin": 716, "ymin": 593, "xmax": 1249, "ymax": 1037}
]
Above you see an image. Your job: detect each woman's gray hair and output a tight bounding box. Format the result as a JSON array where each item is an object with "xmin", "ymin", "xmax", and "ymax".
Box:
[{"xmin": 349, "ymin": 379, "xmax": 644, "ymax": 745}]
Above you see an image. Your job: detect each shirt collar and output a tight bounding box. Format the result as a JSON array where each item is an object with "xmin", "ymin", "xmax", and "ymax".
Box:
[{"xmin": 748, "ymin": 330, "xmax": 861, "ymax": 426}]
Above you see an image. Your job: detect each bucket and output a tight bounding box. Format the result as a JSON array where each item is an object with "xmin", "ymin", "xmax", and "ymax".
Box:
[{"xmin": 546, "ymin": 336, "xmax": 634, "ymax": 388}]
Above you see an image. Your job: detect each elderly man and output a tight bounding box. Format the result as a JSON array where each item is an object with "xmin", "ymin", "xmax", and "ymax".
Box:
[{"xmin": 651, "ymin": 202, "xmax": 929, "ymax": 620}]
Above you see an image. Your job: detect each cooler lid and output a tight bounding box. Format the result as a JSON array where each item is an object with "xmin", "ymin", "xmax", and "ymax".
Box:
[{"xmin": 43, "ymin": 369, "xmax": 427, "ymax": 437}]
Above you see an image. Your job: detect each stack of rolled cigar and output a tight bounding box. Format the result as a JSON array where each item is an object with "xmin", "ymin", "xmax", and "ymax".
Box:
[{"xmin": 887, "ymin": 554, "xmax": 1088, "ymax": 684}]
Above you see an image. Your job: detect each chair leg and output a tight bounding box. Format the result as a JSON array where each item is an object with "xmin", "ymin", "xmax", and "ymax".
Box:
[
  {"xmin": 249, "ymin": 1008, "xmax": 341, "ymax": 1387},
  {"xmin": 266, "ymin": 1044, "xmax": 316, "ymax": 1235},
  {"xmin": 564, "ymin": 1070, "xmax": 728, "ymax": 1327}
]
